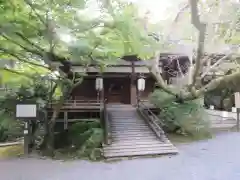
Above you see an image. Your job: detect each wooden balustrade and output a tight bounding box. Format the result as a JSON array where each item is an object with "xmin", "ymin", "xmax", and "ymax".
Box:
[
  {"xmin": 47, "ymin": 99, "xmax": 101, "ymax": 109},
  {"xmin": 101, "ymin": 99, "xmax": 112, "ymax": 145},
  {"xmin": 137, "ymin": 100, "xmax": 166, "ymax": 142}
]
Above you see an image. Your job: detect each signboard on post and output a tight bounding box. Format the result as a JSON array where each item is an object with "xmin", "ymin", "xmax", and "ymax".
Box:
[{"xmin": 15, "ymin": 102, "xmax": 38, "ymax": 155}]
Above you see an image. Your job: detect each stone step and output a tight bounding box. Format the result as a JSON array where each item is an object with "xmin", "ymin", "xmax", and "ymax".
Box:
[
  {"xmin": 111, "ymin": 125, "xmax": 149, "ymax": 129},
  {"xmin": 111, "ymin": 127, "xmax": 149, "ymax": 130},
  {"xmin": 111, "ymin": 124, "xmax": 146, "ymax": 127},
  {"xmin": 111, "ymin": 131, "xmax": 154, "ymax": 136},
  {"xmin": 103, "ymin": 140, "xmax": 169, "ymax": 147},
  {"xmin": 111, "ymin": 126, "xmax": 149, "ymax": 129},
  {"xmin": 111, "ymin": 138, "xmax": 170, "ymax": 145},
  {"xmin": 111, "ymin": 120, "xmax": 144, "ymax": 122},
  {"xmin": 107, "ymin": 108, "xmax": 136, "ymax": 111},
  {"xmin": 112, "ymin": 135, "xmax": 155, "ymax": 139},
  {"xmin": 104, "ymin": 148, "xmax": 178, "ymax": 158},
  {"xmin": 111, "ymin": 129, "xmax": 150, "ymax": 132},
  {"xmin": 111, "ymin": 123, "xmax": 147, "ymax": 126},
  {"xmin": 104, "ymin": 107, "xmax": 177, "ymax": 158},
  {"xmin": 103, "ymin": 143, "xmax": 173, "ymax": 150},
  {"xmin": 111, "ymin": 118, "xmax": 140, "ymax": 120},
  {"xmin": 112, "ymin": 136, "xmax": 159, "ymax": 142},
  {"xmin": 111, "ymin": 121, "xmax": 146, "ymax": 124}
]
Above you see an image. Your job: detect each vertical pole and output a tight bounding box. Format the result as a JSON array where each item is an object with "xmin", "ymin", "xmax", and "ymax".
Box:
[
  {"xmin": 24, "ymin": 121, "xmax": 29, "ymax": 156},
  {"xmin": 237, "ymin": 108, "xmax": 240, "ymax": 132},
  {"xmin": 64, "ymin": 111, "xmax": 68, "ymax": 130},
  {"xmin": 97, "ymin": 91, "xmax": 99, "ymax": 103}
]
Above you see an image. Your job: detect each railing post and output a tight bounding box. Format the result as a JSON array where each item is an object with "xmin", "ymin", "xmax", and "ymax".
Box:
[{"xmin": 237, "ymin": 108, "xmax": 240, "ymax": 132}]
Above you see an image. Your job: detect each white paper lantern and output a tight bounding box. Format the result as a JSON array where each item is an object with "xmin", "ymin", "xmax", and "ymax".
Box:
[
  {"xmin": 137, "ymin": 78, "xmax": 145, "ymax": 91},
  {"xmin": 232, "ymin": 107, "xmax": 237, "ymax": 112},
  {"xmin": 95, "ymin": 77, "xmax": 103, "ymax": 91}
]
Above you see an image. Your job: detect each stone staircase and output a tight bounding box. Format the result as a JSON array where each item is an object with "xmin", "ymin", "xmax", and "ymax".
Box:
[{"xmin": 102, "ymin": 104, "xmax": 178, "ymax": 158}]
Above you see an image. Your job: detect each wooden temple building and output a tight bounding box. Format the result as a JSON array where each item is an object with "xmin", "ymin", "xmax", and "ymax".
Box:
[
  {"xmin": 47, "ymin": 53, "xmax": 191, "ymax": 158},
  {"xmin": 47, "ymin": 52, "xmax": 238, "ymax": 158},
  {"xmin": 62, "ymin": 54, "xmax": 190, "ymax": 105}
]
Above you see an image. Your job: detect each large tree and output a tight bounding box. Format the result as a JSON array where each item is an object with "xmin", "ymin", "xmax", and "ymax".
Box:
[
  {"xmin": 0, "ymin": 0, "xmax": 239, "ymax": 153},
  {"xmin": 146, "ymin": 0, "xmax": 240, "ymax": 103},
  {"xmin": 0, "ymin": 0, "xmax": 158, "ymax": 154}
]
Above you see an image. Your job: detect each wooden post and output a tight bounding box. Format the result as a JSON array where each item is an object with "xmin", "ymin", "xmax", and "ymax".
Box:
[
  {"xmin": 237, "ymin": 108, "xmax": 240, "ymax": 132},
  {"xmin": 24, "ymin": 121, "xmax": 29, "ymax": 156},
  {"xmin": 64, "ymin": 111, "xmax": 68, "ymax": 130},
  {"xmin": 234, "ymin": 92, "xmax": 240, "ymax": 131}
]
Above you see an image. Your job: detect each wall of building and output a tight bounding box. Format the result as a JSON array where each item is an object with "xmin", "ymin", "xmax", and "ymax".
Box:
[
  {"xmin": 71, "ymin": 78, "xmax": 98, "ymax": 100},
  {"xmin": 71, "ymin": 76, "xmax": 156, "ymax": 103}
]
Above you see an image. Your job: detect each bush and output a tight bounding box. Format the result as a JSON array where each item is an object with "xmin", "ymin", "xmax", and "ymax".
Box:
[
  {"xmin": 54, "ymin": 120, "xmax": 104, "ymax": 161},
  {"xmin": 0, "ymin": 111, "xmax": 23, "ymax": 142},
  {"xmin": 0, "ymin": 75, "xmax": 51, "ymax": 142},
  {"xmin": 150, "ymin": 90, "xmax": 212, "ymax": 139}
]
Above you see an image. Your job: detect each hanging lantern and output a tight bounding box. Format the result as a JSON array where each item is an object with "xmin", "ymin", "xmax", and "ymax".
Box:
[
  {"xmin": 95, "ymin": 77, "xmax": 103, "ymax": 91},
  {"xmin": 137, "ymin": 77, "xmax": 145, "ymax": 91}
]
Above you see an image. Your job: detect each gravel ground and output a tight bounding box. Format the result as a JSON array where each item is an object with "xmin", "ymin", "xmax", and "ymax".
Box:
[{"xmin": 1, "ymin": 132, "xmax": 240, "ymax": 180}]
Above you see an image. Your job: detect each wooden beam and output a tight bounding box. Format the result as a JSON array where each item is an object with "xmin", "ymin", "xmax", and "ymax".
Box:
[{"xmin": 64, "ymin": 111, "xmax": 68, "ymax": 130}]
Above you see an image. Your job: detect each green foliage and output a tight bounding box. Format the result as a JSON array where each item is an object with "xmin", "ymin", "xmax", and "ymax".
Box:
[
  {"xmin": 150, "ymin": 90, "xmax": 211, "ymax": 139},
  {"xmin": 55, "ymin": 120, "xmax": 103, "ymax": 161},
  {"xmin": 0, "ymin": 111, "xmax": 23, "ymax": 142},
  {"xmin": 0, "ymin": 74, "xmax": 53, "ymax": 141},
  {"xmin": 0, "ymin": 0, "xmax": 159, "ymax": 73}
]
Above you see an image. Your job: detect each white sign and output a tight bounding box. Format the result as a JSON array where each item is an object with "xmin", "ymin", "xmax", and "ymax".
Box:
[
  {"xmin": 16, "ymin": 104, "xmax": 37, "ymax": 118},
  {"xmin": 235, "ymin": 92, "xmax": 240, "ymax": 108}
]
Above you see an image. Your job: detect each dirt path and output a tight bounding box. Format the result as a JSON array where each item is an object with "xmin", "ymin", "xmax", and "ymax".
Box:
[{"xmin": 1, "ymin": 132, "xmax": 240, "ymax": 180}]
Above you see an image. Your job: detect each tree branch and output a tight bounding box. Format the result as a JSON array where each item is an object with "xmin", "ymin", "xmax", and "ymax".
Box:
[
  {"xmin": 23, "ymin": 0, "xmax": 46, "ymax": 26},
  {"xmin": 200, "ymin": 54, "xmax": 232, "ymax": 78},
  {"xmin": 188, "ymin": 0, "xmax": 207, "ymax": 89},
  {"xmin": 15, "ymin": 32, "xmax": 45, "ymax": 52},
  {"xmin": 0, "ymin": 67, "xmax": 34, "ymax": 79},
  {"xmin": 0, "ymin": 47, "xmax": 50, "ymax": 70},
  {"xmin": 147, "ymin": 52, "xmax": 177, "ymax": 96},
  {"xmin": 1, "ymin": 34, "xmax": 42, "ymax": 57}
]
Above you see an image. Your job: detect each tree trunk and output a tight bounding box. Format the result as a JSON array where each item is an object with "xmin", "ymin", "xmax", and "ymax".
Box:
[{"xmin": 41, "ymin": 79, "xmax": 83, "ymax": 156}]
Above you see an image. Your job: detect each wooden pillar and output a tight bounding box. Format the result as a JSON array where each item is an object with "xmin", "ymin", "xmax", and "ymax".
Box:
[
  {"xmin": 130, "ymin": 83, "xmax": 137, "ymax": 105},
  {"xmin": 64, "ymin": 111, "xmax": 68, "ymax": 130},
  {"xmin": 130, "ymin": 61, "xmax": 137, "ymax": 105}
]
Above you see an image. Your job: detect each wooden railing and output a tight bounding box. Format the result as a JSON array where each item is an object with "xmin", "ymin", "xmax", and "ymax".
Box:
[
  {"xmin": 48, "ymin": 99, "xmax": 101, "ymax": 109},
  {"xmin": 101, "ymin": 99, "xmax": 112, "ymax": 145},
  {"xmin": 137, "ymin": 100, "xmax": 166, "ymax": 142}
]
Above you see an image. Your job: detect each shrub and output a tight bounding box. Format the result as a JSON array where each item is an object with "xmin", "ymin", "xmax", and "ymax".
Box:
[
  {"xmin": 54, "ymin": 120, "xmax": 104, "ymax": 161},
  {"xmin": 150, "ymin": 90, "xmax": 211, "ymax": 139}
]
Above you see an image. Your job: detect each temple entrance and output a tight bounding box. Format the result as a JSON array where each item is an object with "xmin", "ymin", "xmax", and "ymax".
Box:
[
  {"xmin": 105, "ymin": 77, "xmax": 131, "ymax": 104},
  {"xmin": 108, "ymin": 83, "xmax": 123, "ymax": 103}
]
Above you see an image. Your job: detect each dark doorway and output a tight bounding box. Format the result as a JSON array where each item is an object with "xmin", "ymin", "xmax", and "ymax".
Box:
[
  {"xmin": 108, "ymin": 82, "xmax": 123, "ymax": 103},
  {"xmin": 105, "ymin": 77, "xmax": 130, "ymax": 104}
]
